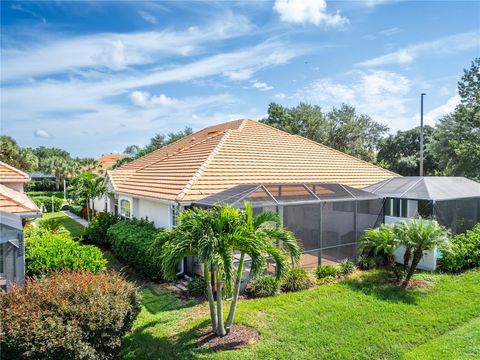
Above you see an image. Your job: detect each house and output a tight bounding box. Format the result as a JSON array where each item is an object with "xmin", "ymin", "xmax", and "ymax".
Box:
[
  {"xmin": 0, "ymin": 161, "xmax": 41, "ymax": 290},
  {"xmin": 364, "ymin": 176, "xmax": 480, "ymax": 270},
  {"xmin": 96, "ymin": 119, "xmax": 397, "ymax": 271},
  {"xmin": 95, "ymin": 153, "xmax": 128, "ymax": 174}
]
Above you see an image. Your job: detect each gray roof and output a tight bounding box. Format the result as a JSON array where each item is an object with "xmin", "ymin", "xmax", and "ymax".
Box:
[
  {"xmin": 363, "ymin": 177, "xmax": 480, "ymax": 201},
  {"xmin": 28, "ymin": 172, "xmax": 55, "ymax": 179},
  {"xmin": 194, "ymin": 183, "xmax": 382, "ymax": 208}
]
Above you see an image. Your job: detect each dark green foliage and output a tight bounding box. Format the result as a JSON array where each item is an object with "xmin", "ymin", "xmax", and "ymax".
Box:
[
  {"xmin": 62, "ymin": 204, "xmax": 83, "ymax": 217},
  {"xmin": 357, "ymin": 255, "xmax": 376, "ymax": 270},
  {"xmin": 339, "ymin": 259, "xmax": 356, "ymax": 275},
  {"xmin": 315, "ymin": 265, "xmax": 340, "ymax": 279},
  {"xmin": 85, "ymin": 212, "xmax": 121, "ymax": 245},
  {"xmin": 31, "ymin": 195, "xmax": 64, "ymax": 212},
  {"xmin": 439, "ymin": 224, "xmax": 480, "ymax": 273},
  {"xmin": 187, "ymin": 277, "xmax": 207, "ymax": 298},
  {"xmin": 25, "ymin": 228, "xmax": 107, "ymax": 276},
  {"xmin": 281, "ymin": 268, "xmax": 315, "ymax": 292},
  {"xmin": 247, "ymin": 275, "xmax": 281, "ymax": 298},
  {"xmin": 0, "ymin": 271, "xmax": 141, "ymax": 360},
  {"xmin": 107, "ymin": 219, "xmax": 165, "ymax": 281},
  {"xmin": 27, "ymin": 191, "xmax": 63, "ymax": 198},
  {"xmin": 377, "ymin": 126, "xmax": 438, "ymax": 176}
]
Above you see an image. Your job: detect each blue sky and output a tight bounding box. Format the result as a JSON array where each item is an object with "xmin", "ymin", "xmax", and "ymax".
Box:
[{"xmin": 1, "ymin": 0, "xmax": 479, "ymax": 158}]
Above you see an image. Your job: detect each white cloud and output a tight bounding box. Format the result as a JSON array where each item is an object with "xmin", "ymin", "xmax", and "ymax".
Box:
[
  {"xmin": 295, "ymin": 70, "xmax": 412, "ymax": 130},
  {"xmin": 223, "ymin": 69, "xmax": 255, "ymax": 81},
  {"xmin": 413, "ymin": 95, "xmax": 459, "ymax": 125},
  {"xmin": 273, "ymin": 0, "xmax": 348, "ymax": 27},
  {"xmin": 95, "ymin": 40, "xmax": 126, "ymax": 70},
  {"xmin": 129, "ymin": 91, "xmax": 177, "ymax": 107},
  {"xmin": 357, "ymin": 31, "xmax": 480, "ymax": 67},
  {"xmin": 34, "ymin": 129, "xmax": 50, "ymax": 138},
  {"xmin": 252, "ymin": 81, "xmax": 273, "ymax": 91},
  {"xmin": 439, "ymin": 86, "xmax": 450, "ymax": 96},
  {"xmin": 274, "ymin": 93, "xmax": 287, "ymax": 100},
  {"xmin": 138, "ymin": 10, "xmax": 158, "ymax": 24}
]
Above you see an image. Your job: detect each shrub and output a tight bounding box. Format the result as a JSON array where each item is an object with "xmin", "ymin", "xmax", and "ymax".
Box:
[
  {"xmin": 281, "ymin": 268, "xmax": 315, "ymax": 292},
  {"xmin": 25, "ymin": 228, "xmax": 107, "ymax": 276},
  {"xmin": 247, "ymin": 275, "xmax": 280, "ymax": 298},
  {"xmin": 0, "ymin": 271, "xmax": 141, "ymax": 360},
  {"xmin": 107, "ymin": 219, "xmax": 164, "ymax": 281},
  {"xmin": 358, "ymin": 255, "xmax": 375, "ymax": 270},
  {"xmin": 317, "ymin": 275, "xmax": 336, "ymax": 285},
  {"xmin": 37, "ymin": 218, "xmax": 68, "ymax": 234},
  {"xmin": 62, "ymin": 204, "xmax": 83, "ymax": 217},
  {"xmin": 85, "ymin": 212, "xmax": 121, "ymax": 245},
  {"xmin": 187, "ymin": 277, "xmax": 207, "ymax": 298},
  {"xmin": 32, "ymin": 195, "xmax": 64, "ymax": 213},
  {"xmin": 315, "ymin": 265, "xmax": 340, "ymax": 279},
  {"xmin": 439, "ymin": 224, "xmax": 480, "ymax": 273},
  {"xmin": 339, "ymin": 259, "xmax": 356, "ymax": 275}
]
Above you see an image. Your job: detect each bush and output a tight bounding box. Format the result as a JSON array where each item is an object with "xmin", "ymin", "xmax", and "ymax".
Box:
[
  {"xmin": 358, "ymin": 255, "xmax": 376, "ymax": 270},
  {"xmin": 107, "ymin": 219, "xmax": 165, "ymax": 281},
  {"xmin": 315, "ymin": 265, "xmax": 340, "ymax": 279},
  {"xmin": 247, "ymin": 275, "xmax": 280, "ymax": 298},
  {"xmin": 317, "ymin": 275, "xmax": 336, "ymax": 285},
  {"xmin": 281, "ymin": 268, "xmax": 315, "ymax": 292},
  {"xmin": 37, "ymin": 218, "xmax": 68, "ymax": 234},
  {"xmin": 0, "ymin": 271, "xmax": 141, "ymax": 360},
  {"xmin": 62, "ymin": 204, "xmax": 83, "ymax": 217},
  {"xmin": 339, "ymin": 259, "xmax": 356, "ymax": 275},
  {"xmin": 187, "ymin": 277, "xmax": 207, "ymax": 298},
  {"xmin": 31, "ymin": 195, "xmax": 64, "ymax": 213},
  {"xmin": 85, "ymin": 212, "xmax": 121, "ymax": 245},
  {"xmin": 25, "ymin": 228, "xmax": 107, "ymax": 276},
  {"xmin": 439, "ymin": 224, "xmax": 480, "ymax": 273},
  {"xmin": 27, "ymin": 191, "xmax": 63, "ymax": 198}
]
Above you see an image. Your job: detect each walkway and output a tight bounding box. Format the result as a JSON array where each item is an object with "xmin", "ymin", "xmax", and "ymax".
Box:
[{"xmin": 61, "ymin": 210, "xmax": 89, "ymax": 227}]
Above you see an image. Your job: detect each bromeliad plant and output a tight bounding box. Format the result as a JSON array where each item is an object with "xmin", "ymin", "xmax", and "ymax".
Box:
[{"xmin": 161, "ymin": 202, "xmax": 301, "ymax": 337}]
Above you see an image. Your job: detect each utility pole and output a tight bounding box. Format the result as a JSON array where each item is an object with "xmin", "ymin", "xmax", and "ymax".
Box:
[{"xmin": 420, "ymin": 93, "xmax": 426, "ymax": 176}]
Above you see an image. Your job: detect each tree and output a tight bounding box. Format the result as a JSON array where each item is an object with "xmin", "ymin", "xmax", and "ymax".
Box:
[
  {"xmin": 41, "ymin": 156, "xmax": 70, "ymax": 190},
  {"xmin": 161, "ymin": 202, "xmax": 301, "ymax": 337},
  {"xmin": 68, "ymin": 172, "xmax": 107, "ymax": 221},
  {"xmin": 377, "ymin": 126, "xmax": 437, "ymax": 175},
  {"xmin": 429, "ymin": 58, "xmax": 480, "ymax": 180},
  {"xmin": 0, "ymin": 136, "xmax": 39, "ymax": 171},
  {"xmin": 260, "ymin": 102, "xmax": 388, "ymax": 162}
]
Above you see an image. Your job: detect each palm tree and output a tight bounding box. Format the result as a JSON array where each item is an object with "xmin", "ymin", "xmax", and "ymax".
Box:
[
  {"xmin": 400, "ymin": 219, "xmax": 449, "ymax": 287},
  {"xmin": 161, "ymin": 202, "xmax": 301, "ymax": 337},
  {"xmin": 359, "ymin": 224, "xmax": 402, "ymax": 280},
  {"xmin": 68, "ymin": 172, "xmax": 107, "ymax": 221},
  {"xmin": 42, "ymin": 156, "xmax": 69, "ymax": 190}
]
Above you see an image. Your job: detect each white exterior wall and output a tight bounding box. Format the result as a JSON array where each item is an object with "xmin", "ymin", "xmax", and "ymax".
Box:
[
  {"xmin": 93, "ymin": 195, "xmax": 108, "ymax": 212},
  {"xmin": 137, "ymin": 198, "xmax": 171, "ymax": 229}
]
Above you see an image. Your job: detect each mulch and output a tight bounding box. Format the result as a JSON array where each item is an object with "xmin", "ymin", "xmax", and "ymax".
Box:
[
  {"xmin": 392, "ymin": 278, "xmax": 431, "ymax": 289},
  {"xmin": 197, "ymin": 325, "xmax": 260, "ymax": 351}
]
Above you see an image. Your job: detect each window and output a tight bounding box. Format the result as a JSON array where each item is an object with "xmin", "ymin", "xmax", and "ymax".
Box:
[
  {"xmin": 119, "ymin": 199, "xmax": 131, "ymax": 219},
  {"xmin": 385, "ymin": 198, "xmax": 408, "ymax": 218}
]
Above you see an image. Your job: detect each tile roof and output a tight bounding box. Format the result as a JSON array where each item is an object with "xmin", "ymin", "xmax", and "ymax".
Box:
[
  {"xmin": 0, "ymin": 183, "xmax": 39, "ymax": 214},
  {"xmin": 0, "ymin": 161, "xmax": 30, "ymax": 182},
  {"xmin": 96, "ymin": 154, "xmax": 128, "ymax": 171},
  {"xmin": 109, "ymin": 119, "xmax": 398, "ymax": 202}
]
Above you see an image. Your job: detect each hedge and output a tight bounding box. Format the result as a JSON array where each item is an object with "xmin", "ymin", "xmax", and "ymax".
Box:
[
  {"xmin": 0, "ymin": 271, "xmax": 141, "ymax": 360},
  {"xmin": 85, "ymin": 212, "xmax": 121, "ymax": 245},
  {"xmin": 31, "ymin": 196, "xmax": 64, "ymax": 213},
  {"xmin": 107, "ymin": 219, "xmax": 165, "ymax": 281},
  {"xmin": 25, "ymin": 228, "xmax": 107, "ymax": 276},
  {"xmin": 439, "ymin": 224, "xmax": 480, "ymax": 273}
]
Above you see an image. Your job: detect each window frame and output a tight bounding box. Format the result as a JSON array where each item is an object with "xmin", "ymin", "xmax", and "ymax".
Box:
[{"xmin": 119, "ymin": 198, "xmax": 132, "ymax": 220}]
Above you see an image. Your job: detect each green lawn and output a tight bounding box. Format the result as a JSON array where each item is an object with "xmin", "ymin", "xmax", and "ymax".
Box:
[
  {"xmin": 121, "ymin": 270, "xmax": 480, "ymax": 360},
  {"xmin": 37, "ymin": 211, "xmax": 85, "ymax": 237}
]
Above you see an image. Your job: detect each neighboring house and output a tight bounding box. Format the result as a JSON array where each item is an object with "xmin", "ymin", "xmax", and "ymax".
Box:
[
  {"xmin": 95, "ymin": 119, "xmax": 396, "ymax": 272},
  {"xmin": 0, "ymin": 161, "xmax": 41, "ymax": 290},
  {"xmin": 96, "ymin": 154, "xmax": 128, "ymax": 174},
  {"xmin": 364, "ymin": 176, "xmax": 480, "ymax": 270},
  {"xmin": 28, "ymin": 171, "xmax": 56, "ymax": 182}
]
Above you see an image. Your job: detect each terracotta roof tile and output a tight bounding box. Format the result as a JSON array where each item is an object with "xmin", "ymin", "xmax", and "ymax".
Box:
[
  {"xmin": 96, "ymin": 154, "xmax": 128, "ymax": 171},
  {"xmin": 109, "ymin": 119, "xmax": 398, "ymax": 202},
  {"xmin": 0, "ymin": 183, "xmax": 39, "ymax": 214},
  {"xmin": 0, "ymin": 161, "xmax": 30, "ymax": 182}
]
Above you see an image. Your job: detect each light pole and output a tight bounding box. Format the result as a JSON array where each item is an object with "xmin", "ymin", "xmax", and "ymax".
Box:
[{"xmin": 420, "ymin": 93, "xmax": 426, "ymax": 176}]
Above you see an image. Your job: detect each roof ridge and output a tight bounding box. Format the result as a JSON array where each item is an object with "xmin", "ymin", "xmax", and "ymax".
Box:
[
  {"xmin": 177, "ymin": 129, "xmax": 233, "ymax": 200},
  {"xmin": 0, "ymin": 161, "xmax": 30, "ymax": 180}
]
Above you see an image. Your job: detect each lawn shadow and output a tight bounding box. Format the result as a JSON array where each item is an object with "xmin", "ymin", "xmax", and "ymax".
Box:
[
  {"xmin": 342, "ymin": 270, "xmax": 427, "ymax": 304},
  {"xmin": 141, "ymin": 285, "xmax": 196, "ymax": 315}
]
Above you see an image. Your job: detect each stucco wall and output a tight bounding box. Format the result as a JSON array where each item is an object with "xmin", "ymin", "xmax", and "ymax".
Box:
[{"xmin": 137, "ymin": 198, "xmax": 171, "ymax": 229}]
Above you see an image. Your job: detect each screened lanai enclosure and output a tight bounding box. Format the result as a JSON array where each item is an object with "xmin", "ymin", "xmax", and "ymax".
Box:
[
  {"xmin": 194, "ymin": 183, "xmax": 384, "ymax": 269},
  {"xmin": 364, "ymin": 177, "xmax": 480, "ymax": 234}
]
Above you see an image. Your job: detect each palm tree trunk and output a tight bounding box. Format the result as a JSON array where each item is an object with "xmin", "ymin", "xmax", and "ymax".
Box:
[
  {"xmin": 216, "ymin": 277, "xmax": 226, "ymax": 337},
  {"xmin": 204, "ymin": 263, "xmax": 217, "ymax": 334},
  {"xmin": 226, "ymin": 252, "xmax": 245, "ymax": 331},
  {"xmin": 387, "ymin": 255, "xmax": 402, "ymax": 280},
  {"xmin": 86, "ymin": 198, "xmax": 91, "ymax": 221},
  {"xmin": 403, "ymin": 246, "xmax": 412, "ymax": 270},
  {"xmin": 55, "ymin": 173, "xmax": 60, "ymax": 191},
  {"xmin": 402, "ymin": 250, "xmax": 423, "ymax": 288}
]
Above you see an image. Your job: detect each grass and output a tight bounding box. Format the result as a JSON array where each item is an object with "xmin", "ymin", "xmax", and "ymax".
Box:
[
  {"xmin": 37, "ymin": 211, "xmax": 85, "ymax": 237},
  {"xmin": 27, "ymin": 191, "xmax": 64, "ymax": 198},
  {"xmin": 121, "ymin": 269, "xmax": 480, "ymax": 360}
]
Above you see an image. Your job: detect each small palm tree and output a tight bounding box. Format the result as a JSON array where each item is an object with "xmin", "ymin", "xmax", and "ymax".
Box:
[
  {"xmin": 161, "ymin": 202, "xmax": 301, "ymax": 337},
  {"xmin": 68, "ymin": 172, "xmax": 107, "ymax": 221},
  {"xmin": 359, "ymin": 224, "xmax": 402, "ymax": 280},
  {"xmin": 400, "ymin": 219, "xmax": 449, "ymax": 287}
]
